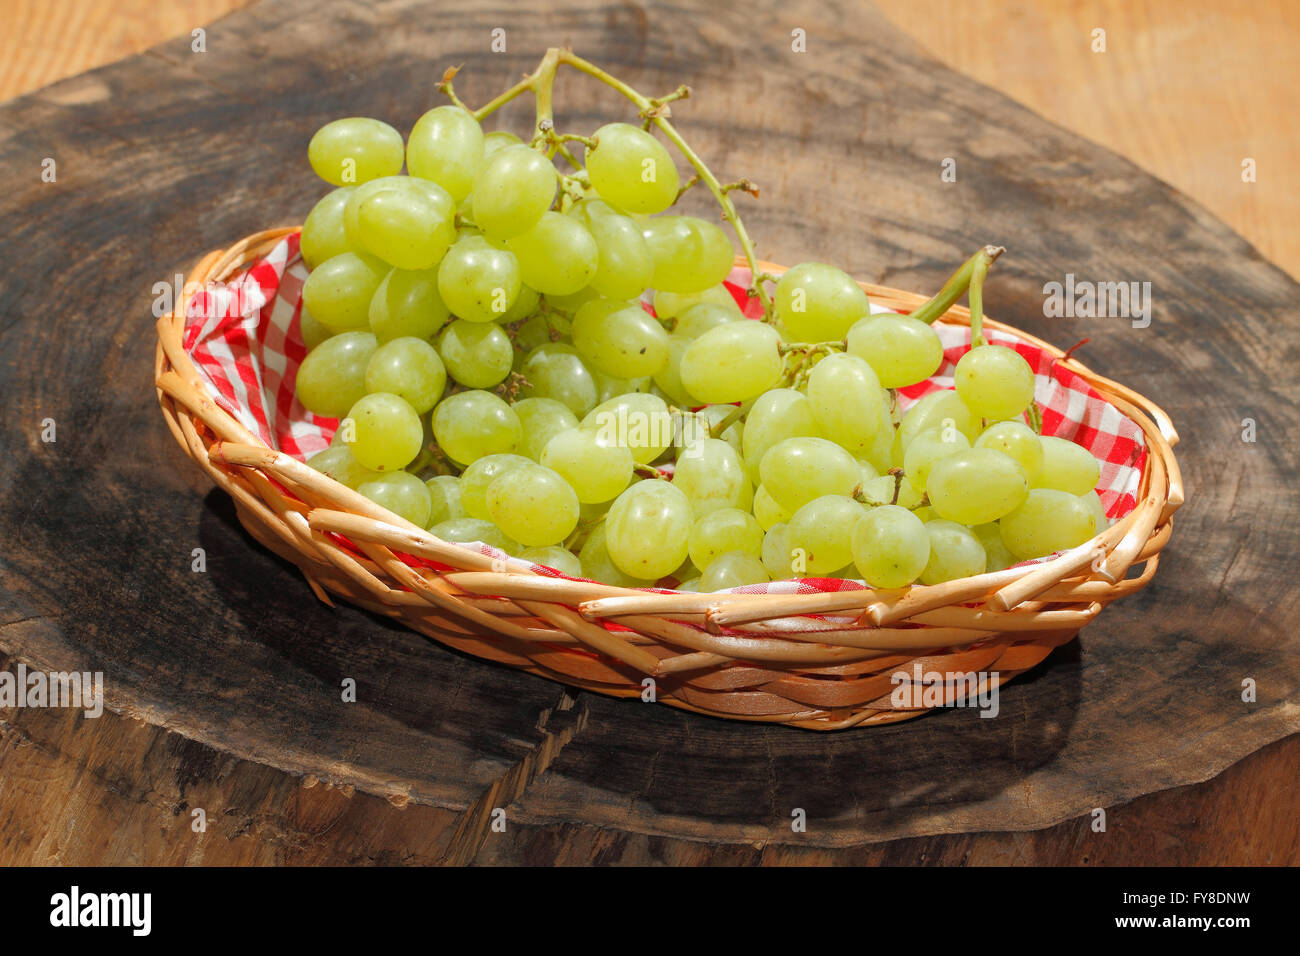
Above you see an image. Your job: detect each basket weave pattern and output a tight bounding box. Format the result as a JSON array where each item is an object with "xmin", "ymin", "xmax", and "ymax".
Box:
[{"xmin": 155, "ymin": 228, "xmax": 1184, "ymax": 730}]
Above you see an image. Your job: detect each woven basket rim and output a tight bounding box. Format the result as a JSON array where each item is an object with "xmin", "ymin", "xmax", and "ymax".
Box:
[{"xmin": 154, "ymin": 227, "xmax": 1184, "ymax": 727}]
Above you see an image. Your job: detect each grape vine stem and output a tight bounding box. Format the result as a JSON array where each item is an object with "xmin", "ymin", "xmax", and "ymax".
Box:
[
  {"xmin": 466, "ymin": 48, "xmax": 774, "ymax": 320},
  {"xmin": 910, "ymin": 245, "xmax": 1004, "ymax": 326}
]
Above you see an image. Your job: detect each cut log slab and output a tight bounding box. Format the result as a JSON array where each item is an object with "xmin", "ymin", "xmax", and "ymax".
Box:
[{"xmin": 0, "ymin": 0, "xmax": 1296, "ymax": 862}]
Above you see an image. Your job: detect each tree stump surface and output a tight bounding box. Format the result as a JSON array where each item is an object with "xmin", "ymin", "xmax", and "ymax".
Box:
[{"xmin": 0, "ymin": 0, "xmax": 1295, "ymax": 862}]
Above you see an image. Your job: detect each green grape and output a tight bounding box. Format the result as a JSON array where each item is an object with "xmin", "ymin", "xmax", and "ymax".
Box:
[
  {"xmin": 519, "ymin": 545, "xmax": 583, "ymax": 578},
  {"xmin": 295, "ymin": 330, "xmax": 378, "ymax": 417},
  {"xmin": 519, "ymin": 343, "xmax": 598, "ymax": 417},
  {"xmin": 513, "ymin": 397, "xmax": 579, "ymax": 461},
  {"xmin": 605, "ymin": 480, "xmax": 693, "ymax": 580},
  {"xmin": 761, "ymin": 523, "xmax": 792, "ymax": 579},
  {"xmin": 368, "ymin": 267, "xmax": 450, "ymax": 342},
  {"xmin": 299, "ymin": 308, "xmax": 334, "ymax": 352},
  {"xmin": 897, "ymin": 388, "xmax": 981, "ymax": 450},
  {"xmin": 581, "ymin": 392, "xmax": 672, "ymax": 464},
  {"xmin": 306, "ymin": 444, "xmax": 381, "ymax": 489},
  {"xmin": 486, "ymin": 463, "xmax": 580, "ymax": 547},
  {"xmin": 688, "ymin": 507, "xmax": 763, "ymax": 569},
  {"xmin": 1080, "ymin": 490, "xmax": 1110, "ymax": 529},
  {"xmin": 972, "ymin": 522, "xmax": 1015, "ymax": 572},
  {"xmin": 652, "ymin": 336, "xmax": 699, "ymax": 407},
  {"xmin": 975, "ymin": 420, "xmax": 1044, "ymax": 482},
  {"xmin": 653, "ymin": 284, "xmax": 741, "ymax": 321},
  {"xmin": 786, "ymin": 495, "xmax": 866, "ymax": 576},
  {"xmin": 674, "ymin": 302, "xmax": 741, "ymax": 339},
  {"xmin": 846, "ymin": 313, "xmax": 943, "ymax": 388},
  {"xmin": 1034, "ymin": 436, "xmax": 1101, "ymax": 496},
  {"xmin": 540, "ymin": 428, "xmax": 634, "ymax": 504},
  {"xmin": 341, "ymin": 392, "xmax": 424, "ymax": 471},
  {"xmin": 673, "ymin": 437, "xmax": 750, "ymax": 516},
  {"xmin": 570, "ymin": 299, "xmax": 670, "ymax": 379},
  {"xmin": 773, "ymin": 262, "xmax": 870, "ymax": 342},
  {"xmin": 927, "ymin": 448, "xmax": 1029, "ymax": 525},
  {"xmin": 425, "ymin": 474, "xmax": 466, "ymax": 525},
  {"xmin": 431, "ymin": 390, "xmax": 521, "ymax": 465},
  {"xmin": 921, "ymin": 519, "xmax": 987, "ymax": 584},
  {"xmin": 955, "ymin": 344, "xmax": 1036, "ymax": 421},
  {"xmin": 341, "ymin": 175, "xmax": 409, "ymax": 243},
  {"xmin": 1000, "ymin": 488, "xmax": 1099, "ymax": 560},
  {"xmin": 505, "ymin": 211, "xmax": 599, "ymax": 295},
  {"xmin": 566, "ymin": 199, "xmax": 653, "ymax": 300},
  {"xmin": 758, "ymin": 436, "xmax": 861, "ymax": 513},
  {"xmin": 301, "ymin": 186, "xmax": 358, "ymax": 268},
  {"xmin": 851, "ymin": 504, "xmax": 930, "ymax": 589},
  {"xmin": 753, "ymin": 484, "xmax": 792, "ymax": 530},
  {"xmin": 742, "ymin": 388, "xmax": 823, "ymax": 483},
  {"xmin": 308, "ymin": 117, "xmax": 405, "ymax": 187},
  {"xmin": 482, "ymin": 130, "xmax": 522, "ymax": 158},
  {"xmin": 641, "ymin": 215, "xmax": 734, "ymax": 293},
  {"xmin": 302, "ymin": 252, "xmax": 391, "ymax": 333},
  {"xmin": 543, "ymin": 285, "xmax": 599, "ymax": 316},
  {"xmin": 903, "ymin": 426, "xmax": 971, "ymax": 492},
  {"xmin": 437, "ymin": 319, "xmax": 513, "ymax": 388},
  {"xmin": 353, "ymin": 181, "xmax": 457, "ymax": 270},
  {"xmin": 364, "ymin": 336, "xmax": 446, "ymax": 414},
  {"xmin": 680, "ymin": 321, "xmax": 783, "ymax": 403},
  {"xmin": 429, "ymin": 517, "xmax": 518, "ymax": 555},
  {"xmin": 436, "ymin": 234, "xmax": 522, "ymax": 323},
  {"xmin": 579, "ymin": 523, "xmax": 654, "ymax": 587},
  {"xmin": 406, "ymin": 412, "xmax": 438, "ymax": 475},
  {"xmin": 406, "ymin": 105, "xmax": 484, "ymax": 201},
  {"xmin": 591, "ymin": 369, "xmax": 652, "ymax": 404},
  {"xmin": 860, "ymin": 404, "xmax": 896, "ymax": 474},
  {"xmin": 501, "ymin": 283, "xmax": 542, "ymax": 323},
  {"xmin": 471, "ymin": 144, "xmax": 557, "ymax": 239},
  {"xmin": 806, "ymin": 353, "xmax": 887, "ymax": 456},
  {"xmin": 459, "ymin": 454, "xmax": 532, "ymax": 519},
  {"xmin": 509, "ymin": 314, "xmax": 550, "ymax": 354},
  {"xmin": 356, "ymin": 471, "xmax": 433, "ymax": 528},
  {"xmin": 584, "ymin": 123, "xmax": 680, "ymax": 214},
  {"xmin": 698, "ymin": 552, "xmax": 770, "ymax": 591}
]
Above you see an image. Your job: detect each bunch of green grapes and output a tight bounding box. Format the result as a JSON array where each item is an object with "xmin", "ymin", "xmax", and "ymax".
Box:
[{"xmin": 295, "ymin": 67, "xmax": 1110, "ymax": 592}]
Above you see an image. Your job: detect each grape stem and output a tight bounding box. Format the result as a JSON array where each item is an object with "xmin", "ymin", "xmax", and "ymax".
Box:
[
  {"xmin": 708, "ymin": 403, "xmax": 746, "ymax": 438},
  {"xmin": 967, "ymin": 250, "xmax": 991, "ymax": 347},
  {"xmin": 886, "ymin": 467, "xmax": 905, "ymax": 506},
  {"xmin": 466, "ymin": 48, "xmax": 774, "ymax": 320},
  {"xmin": 910, "ymin": 245, "xmax": 1005, "ymax": 326},
  {"xmin": 1026, "ymin": 399, "xmax": 1044, "ymax": 435},
  {"xmin": 778, "ymin": 340, "xmax": 846, "ymax": 386}
]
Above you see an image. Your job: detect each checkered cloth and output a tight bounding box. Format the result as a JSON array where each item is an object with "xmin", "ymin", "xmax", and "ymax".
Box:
[{"xmin": 184, "ymin": 233, "xmax": 1146, "ymax": 598}]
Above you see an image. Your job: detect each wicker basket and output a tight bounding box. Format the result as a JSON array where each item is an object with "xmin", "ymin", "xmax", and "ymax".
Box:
[{"xmin": 155, "ymin": 227, "xmax": 1184, "ymax": 730}]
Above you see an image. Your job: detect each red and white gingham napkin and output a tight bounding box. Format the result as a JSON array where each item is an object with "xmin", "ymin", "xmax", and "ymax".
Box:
[{"xmin": 184, "ymin": 233, "xmax": 1146, "ymax": 601}]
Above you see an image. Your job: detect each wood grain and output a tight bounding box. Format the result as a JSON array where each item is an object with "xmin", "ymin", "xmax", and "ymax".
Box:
[
  {"xmin": 0, "ymin": 0, "xmax": 244, "ymax": 101},
  {"xmin": 874, "ymin": 0, "xmax": 1300, "ymax": 280},
  {"xmin": 5, "ymin": 0, "xmax": 1298, "ymax": 281},
  {"xmin": 4, "ymin": 648, "xmax": 1295, "ymax": 864},
  {"xmin": 0, "ymin": 0, "xmax": 1296, "ymax": 863}
]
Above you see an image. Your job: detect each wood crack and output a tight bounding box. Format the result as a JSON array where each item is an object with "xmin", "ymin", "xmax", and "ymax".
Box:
[{"xmin": 439, "ymin": 687, "xmax": 589, "ymax": 865}]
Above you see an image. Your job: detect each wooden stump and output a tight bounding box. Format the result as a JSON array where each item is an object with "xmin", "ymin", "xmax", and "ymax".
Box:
[{"xmin": 0, "ymin": 0, "xmax": 1296, "ymax": 862}]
